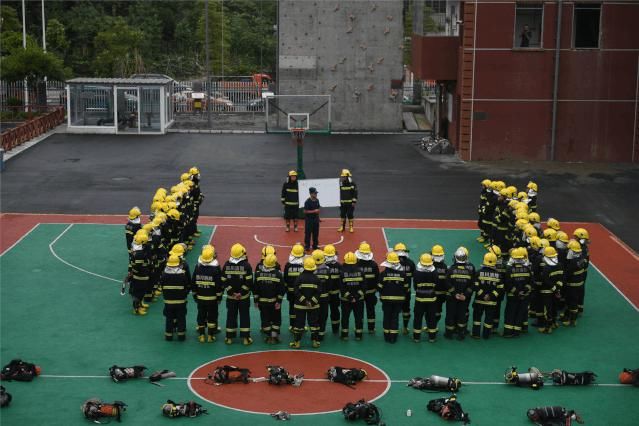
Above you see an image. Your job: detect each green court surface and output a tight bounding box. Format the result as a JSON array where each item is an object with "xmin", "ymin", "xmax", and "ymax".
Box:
[{"xmin": 0, "ymin": 224, "xmax": 637, "ymax": 425}]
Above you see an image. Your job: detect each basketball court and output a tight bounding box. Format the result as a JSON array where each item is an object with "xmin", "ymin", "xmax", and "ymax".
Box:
[{"xmin": 1, "ymin": 213, "xmax": 638, "ymax": 425}]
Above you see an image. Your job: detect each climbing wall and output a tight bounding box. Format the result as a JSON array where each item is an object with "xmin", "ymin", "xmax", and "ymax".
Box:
[{"xmin": 278, "ymin": 0, "xmax": 404, "ymax": 131}]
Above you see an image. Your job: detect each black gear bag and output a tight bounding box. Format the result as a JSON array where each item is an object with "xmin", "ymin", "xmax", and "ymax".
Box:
[
  {"xmin": 207, "ymin": 365, "xmax": 251, "ymax": 384},
  {"xmin": 161, "ymin": 400, "xmax": 208, "ymax": 418},
  {"xmin": 0, "ymin": 386, "xmax": 12, "ymax": 407},
  {"xmin": 427, "ymin": 394, "xmax": 470, "ymax": 424},
  {"xmin": 267, "ymin": 365, "xmax": 303, "ymax": 386},
  {"xmin": 109, "ymin": 365, "xmax": 146, "ymax": 383},
  {"xmin": 81, "ymin": 398, "xmax": 127, "ymax": 423},
  {"xmin": 327, "ymin": 366, "xmax": 367, "ymax": 388},
  {"xmin": 550, "ymin": 370, "xmax": 596, "ymax": 386},
  {"xmin": 342, "ymin": 399, "xmax": 384, "ymax": 425},
  {"xmin": 527, "ymin": 406, "xmax": 584, "ymax": 426},
  {"xmin": 0, "ymin": 359, "xmax": 40, "ymax": 382}
]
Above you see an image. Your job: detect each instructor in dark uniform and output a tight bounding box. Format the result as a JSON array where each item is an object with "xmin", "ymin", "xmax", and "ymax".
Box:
[{"xmin": 304, "ymin": 187, "xmax": 321, "ymax": 252}]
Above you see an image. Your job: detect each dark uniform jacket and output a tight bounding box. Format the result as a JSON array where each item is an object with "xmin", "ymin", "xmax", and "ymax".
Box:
[
  {"xmin": 160, "ymin": 265, "xmax": 191, "ymax": 304},
  {"xmin": 433, "ymin": 260, "xmax": 449, "ymax": 297},
  {"xmin": 564, "ymin": 256, "xmax": 587, "ymax": 288},
  {"xmin": 357, "ymin": 259, "xmax": 380, "ymax": 296},
  {"xmin": 221, "ymin": 259, "xmax": 253, "ymax": 300},
  {"xmin": 192, "ymin": 260, "xmax": 222, "ymax": 303},
  {"xmin": 326, "ymin": 259, "xmax": 343, "ymax": 298},
  {"xmin": 125, "ymin": 220, "xmax": 141, "ymax": 250},
  {"xmin": 281, "ymin": 179, "xmax": 299, "ymax": 207},
  {"xmin": 413, "ymin": 266, "xmax": 439, "ymax": 303},
  {"xmin": 540, "ymin": 261, "xmax": 564, "ymax": 295},
  {"xmin": 474, "ymin": 266, "xmax": 502, "ymax": 306},
  {"xmin": 504, "ymin": 263, "xmax": 532, "ymax": 298},
  {"xmin": 294, "ymin": 270, "xmax": 321, "ymax": 309},
  {"xmin": 314, "ymin": 262, "xmax": 331, "ymax": 302},
  {"xmin": 129, "ymin": 244, "xmax": 151, "ymax": 282},
  {"xmin": 284, "ymin": 260, "xmax": 305, "ymax": 296},
  {"xmin": 378, "ymin": 266, "xmax": 408, "ymax": 303},
  {"xmin": 339, "ymin": 178, "xmax": 358, "ymax": 205},
  {"xmin": 253, "ymin": 265, "xmax": 285, "ymax": 305},
  {"xmin": 446, "ymin": 262, "xmax": 477, "ymax": 300},
  {"xmin": 340, "ymin": 264, "xmax": 365, "ymax": 302}
]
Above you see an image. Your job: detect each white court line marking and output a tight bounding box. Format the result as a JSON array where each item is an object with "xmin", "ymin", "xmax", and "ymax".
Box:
[
  {"xmin": 591, "ymin": 263, "xmax": 639, "ymax": 312},
  {"xmin": 608, "ymin": 234, "xmax": 639, "ymax": 261},
  {"xmin": 48, "ymin": 224, "xmax": 121, "ymax": 283},
  {"xmin": 254, "ymin": 234, "xmax": 344, "ymax": 249},
  {"xmin": 0, "ymin": 223, "xmax": 40, "ymax": 256},
  {"xmin": 187, "ymin": 349, "xmax": 392, "ymax": 416},
  {"xmin": 381, "ymin": 227, "xmax": 390, "ymax": 252}
]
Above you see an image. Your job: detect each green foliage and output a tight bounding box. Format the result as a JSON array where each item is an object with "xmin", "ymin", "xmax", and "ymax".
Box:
[
  {"xmin": 46, "ymin": 19, "xmax": 70, "ymax": 57},
  {"xmin": 0, "ymin": 5, "xmax": 21, "ymax": 33},
  {"xmin": 93, "ymin": 17, "xmax": 144, "ymax": 77},
  {"xmin": 197, "ymin": 0, "xmax": 231, "ymax": 76},
  {"xmin": 0, "ymin": 31, "xmax": 38, "ymax": 56},
  {"xmin": 1, "ymin": 46, "xmax": 68, "ymax": 83}
]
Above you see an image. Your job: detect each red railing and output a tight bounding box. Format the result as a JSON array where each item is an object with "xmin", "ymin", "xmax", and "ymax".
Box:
[{"xmin": 1, "ymin": 106, "xmax": 65, "ymax": 151}]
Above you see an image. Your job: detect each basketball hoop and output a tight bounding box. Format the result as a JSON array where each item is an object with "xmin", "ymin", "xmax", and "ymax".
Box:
[{"xmin": 291, "ymin": 128, "xmax": 306, "ymax": 146}]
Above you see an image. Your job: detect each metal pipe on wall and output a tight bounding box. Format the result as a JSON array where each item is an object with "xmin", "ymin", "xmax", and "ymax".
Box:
[{"xmin": 550, "ymin": 0, "xmax": 563, "ymax": 161}]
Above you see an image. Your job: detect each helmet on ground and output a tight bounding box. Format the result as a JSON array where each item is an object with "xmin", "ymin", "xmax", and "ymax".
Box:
[
  {"xmin": 573, "ymin": 228, "xmax": 590, "ymax": 241},
  {"xmin": 547, "ymin": 218, "xmax": 561, "ymax": 231},
  {"xmin": 431, "ymin": 244, "xmax": 445, "ymax": 257},
  {"xmin": 393, "ymin": 242, "xmax": 408, "ymax": 252},
  {"xmin": 231, "ymin": 243, "xmax": 246, "ymax": 259},
  {"xmin": 481, "ymin": 179, "xmax": 492, "ymax": 188},
  {"xmin": 567, "ymin": 240, "xmax": 582, "ymax": 253},
  {"xmin": 543, "ymin": 228, "xmax": 557, "ymax": 241},
  {"xmin": 200, "ymin": 247, "xmax": 215, "ymax": 263},
  {"xmin": 454, "ymin": 247, "xmax": 468, "ymax": 263},
  {"xmin": 291, "ymin": 244, "xmax": 305, "ymax": 258},
  {"xmin": 166, "ymin": 255, "xmax": 180, "ymax": 267},
  {"xmin": 341, "ymin": 169, "xmax": 351, "ymax": 177},
  {"xmin": 264, "ymin": 254, "xmax": 277, "ymax": 269},
  {"xmin": 261, "ymin": 245, "xmax": 276, "ymax": 260},
  {"xmin": 344, "ymin": 252, "xmax": 357, "ymax": 265},
  {"xmin": 128, "ymin": 207, "xmax": 141, "ymax": 220},
  {"xmin": 358, "ymin": 242, "xmax": 372, "ymax": 254},
  {"xmin": 304, "ymin": 257, "xmax": 317, "ymax": 271},
  {"xmin": 483, "ymin": 252, "xmax": 497, "ymax": 267},
  {"xmin": 386, "ymin": 252, "xmax": 400, "ymax": 264},
  {"xmin": 189, "ymin": 166, "xmax": 200, "ymax": 176},
  {"xmin": 419, "ymin": 253, "xmax": 433, "ymax": 266},
  {"xmin": 312, "ymin": 249, "xmax": 325, "ymax": 265},
  {"xmin": 543, "ymin": 246, "xmax": 558, "ymax": 258},
  {"xmin": 323, "ymin": 244, "xmax": 336, "ymax": 257}
]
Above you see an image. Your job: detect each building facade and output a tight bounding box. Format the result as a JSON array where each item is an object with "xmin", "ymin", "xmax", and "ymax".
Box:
[{"xmin": 412, "ymin": 0, "xmax": 639, "ymax": 162}]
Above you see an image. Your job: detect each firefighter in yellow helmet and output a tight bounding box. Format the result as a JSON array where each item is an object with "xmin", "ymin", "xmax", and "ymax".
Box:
[
  {"xmin": 324, "ymin": 244, "xmax": 343, "ymax": 333},
  {"xmin": 221, "ymin": 243, "xmax": 254, "ymax": 345},
  {"xmin": 378, "ymin": 252, "xmax": 408, "ymax": 343},
  {"xmin": 290, "ymin": 257, "xmax": 321, "ymax": 349},
  {"xmin": 188, "ymin": 167, "xmax": 204, "ymax": 237},
  {"xmin": 159, "ymin": 254, "xmax": 191, "ymax": 341},
  {"xmin": 526, "ymin": 181, "xmax": 538, "ymax": 212},
  {"xmin": 284, "ymin": 244, "xmax": 306, "ymax": 328},
  {"xmin": 572, "ymin": 227, "xmax": 590, "ymax": 314},
  {"xmin": 257, "ymin": 245, "xmax": 280, "ymax": 271},
  {"xmin": 338, "ymin": 169, "xmax": 358, "ymax": 233},
  {"xmin": 471, "ymin": 252, "xmax": 503, "ymax": 339},
  {"xmin": 125, "ymin": 207, "xmax": 142, "ymax": 250},
  {"xmin": 477, "ymin": 179, "xmax": 494, "ymax": 243},
  {"xmin": 394, "ymin": 243, "xmax": 415, "ymax": 334},
  {"xmin": 192, "ymin": 246, "xmax": 222, "ymax": 343},
  {"xmin": 538, "ymin": 246, "xmax": 564, "ymax": 333},
  {"xmin": 253, "ymin": 254, "xmax": 285, "ymax": 344},
  {"xmin": 127, "ymin": 230, "xmax": 151, "ymax": 315},
  {"xmin": 281, "ymin": 170, "xmax": 299, "ymax": 232},
  {"xmin": 562, "ymin": 240, "xmax": 586, "ymax": 327},
  {"xmin": 310, "ymin": 250, "xmax": 330, "ymax": 340},
  {"xmin": 355, "ymin": 242, "xmax": 380, "ymax": 334},
  {"xmin": 340, "ymin": 252, "xmax": 365, "ymax": 340},
  {"xmin": 503, "ymin": 247, "xmax": 533, "ymax": 337},
  {"xmin": 413, "ymin": 253, "xmax": 439, "ymax": 342}
]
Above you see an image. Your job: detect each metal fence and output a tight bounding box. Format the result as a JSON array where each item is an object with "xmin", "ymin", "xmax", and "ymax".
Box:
[
  {"xmin": 173, "ymin": 78, "xmax": 271, "ymax": 114},
  {"xmin": 1, "ymin": 80, "xmax": 66, "ymax": 108}
]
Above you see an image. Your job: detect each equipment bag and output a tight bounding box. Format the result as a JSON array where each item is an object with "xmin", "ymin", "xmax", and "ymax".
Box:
[
  {"xmin": 267, "ymin": 366, "xmax": 303, "ymax": 386},
  {"xmin": 342, "ymin": 399, "xmax": 384, "ymax": 425},
  {"xmin": 162, "ymin": 400, "xmax": 208, "ymax": 418},
  {"xmin": 208, "ymin": 365, "xmax": 251, "ymax": 384},
  {"xmin": 504, "ymin": 366, "xmax": 544, "ymax": 390},
  {"xmin": 149, "ymin": 370, "xmax": 176, "ymax": 383},
  {"xmin": 0, "ymin": 386, "xmax": 12, "ymax": 407},
  {"xmin": 81, "ymin": 398, "xmax": 127, "ymax": 423},
  {"xmin": 109, "ymin": 365, "xmax": 146, "ymax": 383},
  {"xmin": 0, "ymin": 359, "xmax": 41, "ymax": 382},
  {"xmin": 327, "ymin": 366, "xmax": 367, "ymax": 388},
  {"xmin": 550, "ymin": 370, "xmax": 596, "ymax": 386},
  {"xmin": 619, "ymin": 368, "xmax": 639, "ymax": 386},
  {"xmin": 408, "ymin": 375, "xmax": 462, "ymax": 392},
  {"xmin": 527, "ymin": 406, "xmax": 584, "ymax": 426},
  {"xmin": 427, "ymin": 394, "xmax": 470, "ymax": 424}
]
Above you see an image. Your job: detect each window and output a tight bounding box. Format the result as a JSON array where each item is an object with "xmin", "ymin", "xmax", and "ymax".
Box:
[
  {"xmin": 514, "ymin": 4, "xmax": 543, "ymax": 48},
  {"xmin": 574, "ymin": 3, "xmax": 600, "ymax": 48}
]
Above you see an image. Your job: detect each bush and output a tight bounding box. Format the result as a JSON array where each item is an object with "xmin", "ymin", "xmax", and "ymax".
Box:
[{"xmin": 6, "ymin": 97, "xmax": 23, "ymax": 107}]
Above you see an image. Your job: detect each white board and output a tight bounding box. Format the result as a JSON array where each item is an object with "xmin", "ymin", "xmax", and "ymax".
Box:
[{"xmin": 298, "ymin": 178, "xmax": 340, "ymax": 208}]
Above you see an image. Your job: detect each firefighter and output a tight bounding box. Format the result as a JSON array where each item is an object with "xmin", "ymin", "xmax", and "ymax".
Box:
[
  {"xmin": 128, "ymin": 230, "xmax": 151, "ymax": 316},
  {"xmin": 431, "ymin": 244, "xmax": 448, "ymax": 325},
  {"xmin": 189, "ymin": 167, "xmax": 204, "ymax": 237},
  {"xmin": 254, "ymin": 253, "xmax": 285, "ymax": 343},
  {"xmin": 257, "ymin": 245, "xmax": 281, "ymax": 271},
  {"xmin": 338, "ymin": 169, "xmax": 358, "ymax": 233},
  {"xmin": 303, "ymin": 187, "xmax": 321, "ymax": 251},
  {"xmin": 503, "ymin": 247, "xmax": 532, "ymax": 337},
  {"xmin": 528, "ymin": 212, "xmax": 542, "ymax": 235},
  {"xmin": 221, "ymin": 243, "xmax": 254, "ymax": 345},
  {"xmin": 160, "ymin": 254, "xmax": 191, "ymax": 341},
  {"xmin": 529, "ymin": 238, "xmax": 549, "ymax": 325},
  {"xmin": 543, "ymin": 228, "xmax": 558, "ymax": 249},
  {"xmin": 445, "ymin": 247, "xmax": 476, "ymax": 340},
  {"xmin": 312, "ymin": 249, "xmax": 331, "ymax": 340},
  {"xmin": 413, "ymin": 253, "xmax": 439, "ymax": 343},
  {"xmin": 378, "ymin": 252, "xmax": 407, "ymax": 343},
  {"xmin": 554, "ymin": 231, "xmax": 570, "ymax": 317},
  {"xmin": 356, "ymin": 242, "xmax": 380, "ymax": 334},
  {"xmin": 572, "ymin": 227, "xmax": 590, "ymax": 314},
  {"xmin": 526, "ymin": 181, "xmax": 538, "ymax": 212},
  {"xmin": 284, "ymin": 244, "xmax": 305, "ymax": 328},
  {"xmin": 324, "ymin": 244, "xmax": 342, "ymax": 333},
  {"xmin": 472, "ymin": 252, "xmax": 502, "ymax": 339},
  {"xmin": 562, "ymin": 240, "xmax": 586, "ymax": 327},
  {"xmin": 490, "ymin": 245, "xmax": 506, "ymax": 333},
  {"xmin": 547, "ymin": 218, "xmax": 562, "ymax": 233},
  {"xmin": 166, "ymin": 209, "xmax": 182, "ymax": 249},
  {"xmin": 394, "ymin": 243, "xmax": 415, "ymax": 334},
  {"xmin": 538, "ymin": 246, "xmax": 564, "ymax": 334},
  {"xmin": 281, "ymin": 170, "xmax": 299, "ymax": 232},
  {"xmin": 340, "ymin": 252, "xmax": 365, "ymax": 340},
  {"xmin": 492, "ymin": 188, "xmax": 511, "ymax": 251},
  {"xmin": 169, "ymin": 243, "xmax": 191, "ymax": 277},
  {"xmin": 150, "ymin": 217, "xmax": 167, "ymax": 301},
  {"xmin": 290, "ymin": 257, "xmax": 321, "ymax": 349},
  {"xmin": 125, "ymin": 207, "xmax": 142, "ymax": 250},
  {"xmin": 477, "ymin": 179, "xmax": 493, "ymax": 243},
  {"xmin": 192, "ymin": 246, "xmax": 222, "ymax": 343}
]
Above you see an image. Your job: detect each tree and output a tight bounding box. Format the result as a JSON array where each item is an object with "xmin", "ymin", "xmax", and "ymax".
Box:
[
  {"xmin": 93, "ymin": 17, "xmax": 144, "ymax": 77},
  {"xmin": 46, "ymin": 19, "xmax": 70, "ymax": 57},
  {"xmin": 197, "ymin": 0, "xmax": 230, "ymax": 76},
  {"xmin": 0, "ymin": 5, "xmax": 21, "ymax": 33}
]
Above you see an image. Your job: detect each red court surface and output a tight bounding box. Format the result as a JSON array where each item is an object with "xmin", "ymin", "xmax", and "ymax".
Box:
[
  {"xmin": 1, "ymin": 213, "xmax": 638, "ymax": 309},
  {"xmin": 188, "ymin": 350, "xmax": 390, "ymax": 415}
]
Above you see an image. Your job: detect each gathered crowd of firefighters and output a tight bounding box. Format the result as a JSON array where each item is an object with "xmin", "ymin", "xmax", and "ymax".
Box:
[{"xmin": 124, "ymin": 172, "xmax": 591, "ymax": 348}]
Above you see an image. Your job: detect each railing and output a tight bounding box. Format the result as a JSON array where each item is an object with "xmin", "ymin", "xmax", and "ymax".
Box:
[
  {"xmin": 173, "ymin": 79, "xmax": 271, "ymax": 113},
  {"xmin": 1, "ymin": 106, "xmax": 65, "ymax": 152},
  {"xmin": 1, "ymin": 80, "xmax": 67, "ymax": 108},
  {"xmin": 423, "ymin": 12, "xmax": 460, "ymax": 36}
]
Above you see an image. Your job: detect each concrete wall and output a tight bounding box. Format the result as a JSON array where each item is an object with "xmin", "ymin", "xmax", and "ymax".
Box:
[{"xmin": 278, "ymin": 0, "xmax": 404, "ymax": 131}]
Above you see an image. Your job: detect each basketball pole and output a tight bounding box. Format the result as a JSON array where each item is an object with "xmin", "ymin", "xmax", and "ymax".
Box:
[{"xmin": 296, "ymin": 137, "xmax": 306, "ymax": 179}]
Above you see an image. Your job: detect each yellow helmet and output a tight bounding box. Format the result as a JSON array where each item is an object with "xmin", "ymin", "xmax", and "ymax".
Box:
[
  {"xmin": 524, "ymin": 225, "xmax": 538, "ymax": 238},
  {"xmin": 393, "ymin": 242, "xmax": 408, "ymax": 252},
  {"xmin": 288, "ymin": 170, "xmax": 297, "ymax": 177},
  {"xmin": 527, "ymin": 181, "xmax": 538, "ymax": 192},
  {"xmin": 529, "ymin": 236, "xmax": 542, "ymax": 250},
  {"xmin": 312, "ymin": 249, "xmax": 325, "ymax": 264},
  {"xmin": 385, "ymin": 251, "xmax": 400, "ymax": 264},
  {"xmin": 128, "ymin": 207, "xmax": 141, "ymax": 220},
  {"xmin": 166, "ymin": 201, "xmax": 177, "ymax": 211},
  {"xmin": 490, "ymin": 245, "xmax": 502, "ymax": 258},
  {"xmin": 323, "ymin": 244, "xmax": 336, "ymax": 257},
  {"xmin": 547, "ymin": 218, "xmax": 561, "ymax": 231},
  {"xmin": 496, "ymin": 181, "xmax": 506, "ymax": 190},
  {"xmin": 520, "ymin": 247, "xmax": 529, "ymax": 259},
  {"xmin": 150, "ymin": 201, "xmax": 162, "ymax": 213},
  {"xmin": 539, "ymin": 238, "xmax": 550, "ymax": 249},
  {"xmin": 231, "ymin": 243, "xmax": 246, "ymax": 259},
  {"xmin": 189, "ymin": 166, "xmax": 200, "ymax": 176},
  {"xmin": 543, "ymin": 246, "xmax": 558, "ymax": 258},
  {"xmin": 133, "ymin": 232, "xmax": 148, "ymax": 245},
  {"xmin": 183, "ymin": 180, "xmax": 194, "ymax": 189},
  {"xmin": 556, "ymin": 231, "xmax": 569, "ymax": 244},
  {"xmin": 517, "ymin": 191, "xmax": 528, "ymax": 201},
  {"xmin": 358, "ymin": 242, "xmax": 372, "ymax": 254},
  {"xmin": 170, "ymin": 185, "xmax": 180, "ymax": 194},
  {"xmin": 344, "ymin": 251, "xmax": 357, "ymax": 265},
  {"xmin": 200, "ymin": 247, "xmax": 215, "ymax": 263},
  {"xmin": 528, "ymin": 212, "xmax": 540, "ymax": 223},
  {"xmin": 261, "ymin": 245, "xmax": 276, "ymax": 259},
  {"xmin": 151, "ymin": 217, "xmax": 163, "ymax": 228},
  {"xmin": 155, "ymin": 212, "xmax": 167, "ymax": 223},
  {"xmin": 516, "ymin": 210, "xmax": 529, "ymax": 221},
  {"xmin": 142, "ymin": 223, "xmax": 154, "ymax": 234},
  {"xmin": 341, "ymin": 169, "xmax": 352, "ymax": 177},
  {"xmin": 516, "ymin": 218, "xmax": 530, "ymax": 230},
  {"xmin": 303, "ymin": 256, "xmax": 317, "ymax": 271},
  {"xmin": 567, "ymin": 239, "xmax": 582, "ymax": 253},
  {"xmin": 264, "ymin": 254, "xmax": 277, "ymax": 268},
  {"xmin": 499, "ymin": 188, "xmax": 510, "ymax": 198},
  {"xmin": 166, "ymin": 254, "xmax": 180, "ymax": 267},
  {"xmin": 419, "ymin": 253, "xmax": 434, "ymax": 266},
  {"xmin": 543, "ymin": 228, "xmax": 558, "ymax": 241},
  {"xmin": 153, "ymin": 193, "xmax": 165, "ymax": 203},
  {"xmin": 167, "ymin": 209, "xmax": 181, "ymax": 220},
  {"xmin": 171, "ymin": 243, "xmax": 186, "ymax": 257},
  {"xmin": 180, "ymin": 172, "xmax": 191, "ymax": 182},
  {"xmin": 155, "ymin": 187, "xmax": 167, "ymax": 196},
  {"xmin": 291, "ymin": 244, "xmax": 305, "ymax": 258},
  {"xmin": 483, "ymin": 252, "xmax": 497, "ymax": 267},
  {"xmin": 511, "ymin": 247, "xmax": 525, "ymax": 260},
  {"xmin": 506, "ymin": 186, "xmax": 518, "ymax": 198},
  {"xmin": 516, "ymin": 202, "xmax": 529, "ymax": 212},
  {"xmin": 508, "ymin": 200, "xmax": 519, "ymax": 209},
  {"xmin": 431, "ymin": 245, "xmax": 445, "ymax": 257},
  {"xmin": 490, "ymin": 181, "xmax": 501, "ymax": 191},
  {"xmin": 573, "ymin": 228, "xmax": 590, "ymax": 241},
  {"xmin": 481, "ymin": 179, "xmax": 492, "ymax": 188}
]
